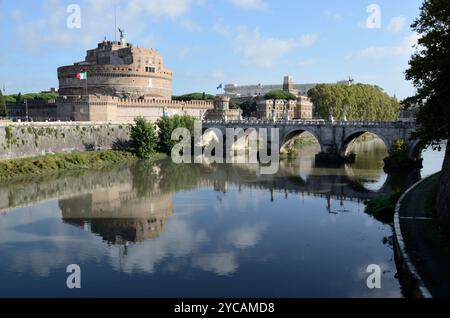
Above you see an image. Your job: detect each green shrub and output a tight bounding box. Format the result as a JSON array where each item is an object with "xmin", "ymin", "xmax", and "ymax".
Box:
[
  {"xmin": 156, "ymin": 115, "xmax": 196, "ymax": 155},
  {"xmin": 383, "ymin": 138, "xmax": 421, "ymax": 170},
  {"xmin": 130, "ymin": 117, "xmax": 158, "ymax": 159},
  {"xmin": 364, "ymin": 192, "xmax": 403, "ymax": 223}
]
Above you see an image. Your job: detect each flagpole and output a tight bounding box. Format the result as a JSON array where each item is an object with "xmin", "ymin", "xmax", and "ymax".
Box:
[{"xmin": 85, "ymin": 72, "xmax": 88, "ymax": 99}]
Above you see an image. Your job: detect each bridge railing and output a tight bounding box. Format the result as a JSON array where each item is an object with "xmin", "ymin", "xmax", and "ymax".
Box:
[{"xmin": 202, "ymin": 119, "xmax": 416, "ymax": 128}]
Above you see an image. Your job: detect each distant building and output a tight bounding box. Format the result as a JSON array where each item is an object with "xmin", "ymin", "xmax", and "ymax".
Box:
[
  {"xmin": 206, "ymin": 95, "xmax": 241, "ymax": 121},
  {"xmin": 224, "ymin": 76, "xmax": 346, "ymax": 98},
  {"xmin": 257, "ymin": 95, "xmax": 313, "ymax": 120},
  {"xmin": 6, "ymin": 99, "xmax": 58, "ymax": 121}
]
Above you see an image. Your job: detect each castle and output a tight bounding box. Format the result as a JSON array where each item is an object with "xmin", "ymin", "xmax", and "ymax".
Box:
[
  {"xmin": 55, "ymin": 32, "xmax": 239, "ymax": 122},
  {"xmin": 4, "ymin": 33, "xmax": 316, "ymax": 122}
]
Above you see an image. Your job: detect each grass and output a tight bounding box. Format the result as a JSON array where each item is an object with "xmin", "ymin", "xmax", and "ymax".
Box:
[
  {"xmin": 364, "ymin": 192, "xmax": 403, "ymax": 224},
  {"xmin": 0, "ymin": 150, "xmax": 139, "ymax": 181}
]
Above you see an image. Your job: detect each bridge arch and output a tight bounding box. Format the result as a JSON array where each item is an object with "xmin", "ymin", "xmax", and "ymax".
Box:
[
  {"xmin": 408, "ymin": 139, "xmax": 427, "ymax": 160},
  {"xmin": 340, "ymin": 130, "xmax": 390, "ymax": 157},
  {"xmin": 281, "ymin": 128, "xmax": 322, "ymax": 153}
]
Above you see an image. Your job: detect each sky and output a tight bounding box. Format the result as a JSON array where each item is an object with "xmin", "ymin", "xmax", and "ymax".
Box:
[{"xmin": 0, "ymin": 0, "xmax": 424, "ymax": 99}]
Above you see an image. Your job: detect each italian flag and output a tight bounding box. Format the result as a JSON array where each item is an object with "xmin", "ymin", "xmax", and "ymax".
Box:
[{"xmin": 76, "ymin": 72, "xmax": 87, "ymax": 80}]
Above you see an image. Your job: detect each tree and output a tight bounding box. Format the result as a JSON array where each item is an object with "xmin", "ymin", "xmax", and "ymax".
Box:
[
  {"xmin": 172, "ymin": 92, "xmax": 215, "ymax": 101},
  {"xmin": 402, "ymin": 0, "xmax": 450, "ymax": 227},
  {"xmin": 0, "ymin": 90, "xmax": 6, "ymax": 116},
  {"xmin": 307, "ymin": 84, "xmax": 400, "ymax": 121},
  {"xmin": 130, "ymin": 117, "xmax": 158, "ymax": 159},
  {"xmin": 156, "ymin": 115, "xmax": 196, "ymax": 155},
  {"xmin": 240, "ymin": 97, "xmax": 258, "ymax": 118},
  {"xmin": 264, "ymin": 90, "xmax": 297, "ymax": 101}
]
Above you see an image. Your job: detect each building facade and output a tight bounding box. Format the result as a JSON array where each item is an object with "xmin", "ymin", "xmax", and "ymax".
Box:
[{"xmin": 256, "ymin": 96, "xmax": 313, "ymax": 120}]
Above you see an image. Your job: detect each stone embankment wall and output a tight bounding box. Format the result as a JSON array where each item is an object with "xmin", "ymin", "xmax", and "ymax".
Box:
[{"xmin": 0, "ymin": 122, "xmax": 131, "ymax": 160}]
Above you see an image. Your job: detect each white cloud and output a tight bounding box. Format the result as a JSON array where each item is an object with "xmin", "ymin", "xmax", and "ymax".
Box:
[
  {"xmin": 11, "ymin": 0, "xmax": 206, "ymax": 52},
  {"xmin": 216, "ymin": 25, "xmax": 318, "ymax": 67},
  {"xmin": 128, "ymin": 0, "xmax": 206, "ymax": 20},
  {"xmin": 180, "ymin": 19, "xmax": 203, "ymax": 32},
  {"xmin": 358, "ymin": 33, "xmax": 419, "ymax": 59},
  {"xmin": 298, "ymin": 58, "xmax": 319, "ymax": 68},
  {"xmin": 229, "ymin": 0, "xmax": 269, "ymax": 11},
  {"xmin": 213, "ymin": 22, "xmax": 232, "ymax": 36},
  {"xmin": 387, "ymin": 16, "xmax": 406, "ymax": 33},
  {"xmin": 324, "ymin": 11, "xmax": 344, "ymax": 22},
  {"xmin": 299, "ymin": 34, "xmax": 319, "ymax": 47},
  {"xmin": 192, "ymin": 252, "xmax": 238, "ymax": 276},
  {"xmin": 226, "ymin": 224, "xmax": 267, "ymax": 249}
]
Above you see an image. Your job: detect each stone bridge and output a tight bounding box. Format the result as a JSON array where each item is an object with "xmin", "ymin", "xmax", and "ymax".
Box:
[{"xmin": 202, "ymin": 119, "xmax": 421, "ymax": 160}]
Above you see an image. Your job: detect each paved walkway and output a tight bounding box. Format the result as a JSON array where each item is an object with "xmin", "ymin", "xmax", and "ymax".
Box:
[{"xmin": 399, "ymin": 173, "xmax": 450, "ymax": 297}]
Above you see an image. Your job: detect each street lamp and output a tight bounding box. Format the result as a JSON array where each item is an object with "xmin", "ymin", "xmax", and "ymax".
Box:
[{"xmin": 24, "ymin": 99, "xmax": 29, "ymax": 122}]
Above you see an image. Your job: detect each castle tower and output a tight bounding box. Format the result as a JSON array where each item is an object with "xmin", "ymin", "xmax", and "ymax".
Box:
[
  {"xmin": 283, "ymin": 76, "xmax": 294, "ymax": 92},
  {"xmin": 283, "ymin": 75, "xmax": 298, "ymax": 95},
  {"xmin": 214, "ymin": 95, "xmax": 230, "ymax": 111}
]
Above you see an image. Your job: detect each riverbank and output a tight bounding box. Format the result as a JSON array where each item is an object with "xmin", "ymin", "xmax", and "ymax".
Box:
[
  {"xmin": 0, "ymin": 150, "xmax": 165, "ymax": 181},
  {"xmin": 394, "ymin": 172, "xmax": 450, "ymax": 298}
]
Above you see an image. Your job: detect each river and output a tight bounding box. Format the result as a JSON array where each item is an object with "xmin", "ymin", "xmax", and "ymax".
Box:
[{"xmin": 0, "ymin": 141, "xmax": 445, "ymax": 298}]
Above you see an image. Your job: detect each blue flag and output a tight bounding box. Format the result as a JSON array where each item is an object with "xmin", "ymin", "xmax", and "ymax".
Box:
[{"xmin": 217, "ymin": 83, "xmax": 223, "ymax": 90}]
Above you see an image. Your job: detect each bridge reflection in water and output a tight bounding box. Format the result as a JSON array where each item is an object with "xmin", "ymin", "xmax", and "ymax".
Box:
[{"xmin": 0, "ymin": 141, "xmax": 422, "ymax": 246}]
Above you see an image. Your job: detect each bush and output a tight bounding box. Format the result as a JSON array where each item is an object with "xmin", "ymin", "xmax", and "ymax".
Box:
[
  {"xmin": 130, "ymin": 117, "xmax": 158, "ymax": 159},
  {"xmin": 365, "ymin": 192, "xmax": 403, "ymax": 223},
  {"xmin": 383, "ymin": 139, "xmax": 422, "ymax": 170}
]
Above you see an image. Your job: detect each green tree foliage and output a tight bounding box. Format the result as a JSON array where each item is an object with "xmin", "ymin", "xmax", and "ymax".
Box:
[
  {"xmin": 130, "ymin": 117, "xmax": 158, "ymax": 159},
  {"xmin": 0, "ymin": 90, "xmax": 6, "ymax": 116},
  {"xmin": 172, "ymin": 92, "xmax": 215, "ymax": 101},
  {"xmin": 156, "ymin": 115, "xmax": 196, "ymax": 155},
  {"xmin": 4, "ymin": 92, "xmax": 58, "ymax": 103},
  {"xmin": 229, "ymin": 100, "xmax": 240, "ymax": 109},
  {"xmin": 307, "ymin": 84, "xmax": 400, "ymax": 121},
  {"xmin": 403, "ymin": 0, "xmax": 450, "ymax": 145},
  {"xmin": 4, "ymin": 95, "xmax": 16, "ymax": 103},
  {"xmin": 402, "ymin": 0, "xmax": 450, "ymax": 227},
  {"xmin": 264, "ymin": 90, "xmax": 297, "ymax": 101},
  {"xmin": 240, "ymin": 97, "xmax": 258, "ymax": 118}
]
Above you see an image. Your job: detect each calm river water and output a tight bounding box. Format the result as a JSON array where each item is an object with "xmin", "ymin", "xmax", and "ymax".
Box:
[{"xmin": 0, "ymin": 141, "xmax": 445, "ymax": 298}]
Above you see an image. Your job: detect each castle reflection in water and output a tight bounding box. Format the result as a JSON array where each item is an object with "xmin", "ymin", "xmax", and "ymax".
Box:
[{"xmin": 60, "ymin": 187, "xmax": 174, "ymax": 245}]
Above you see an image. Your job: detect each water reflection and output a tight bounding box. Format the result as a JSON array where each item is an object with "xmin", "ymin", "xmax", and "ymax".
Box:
[
  {"xmin": 60, "ymin": 191, "xmax": 173, "ymax": 245},
  {"xmin": 0, "ymin": 142, "xmax": 445, "ymax": 297}
]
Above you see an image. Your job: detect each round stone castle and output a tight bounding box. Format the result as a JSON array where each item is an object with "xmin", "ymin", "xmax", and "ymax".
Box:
[{"xmin": 58, "ymin": 36, "xmax": 173, "ymax": 100}]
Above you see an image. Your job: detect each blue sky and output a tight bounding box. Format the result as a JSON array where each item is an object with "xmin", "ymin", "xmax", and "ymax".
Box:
[{"xmin": 0, "ymin": 0, "xmax": 423, "ymax": 98}]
